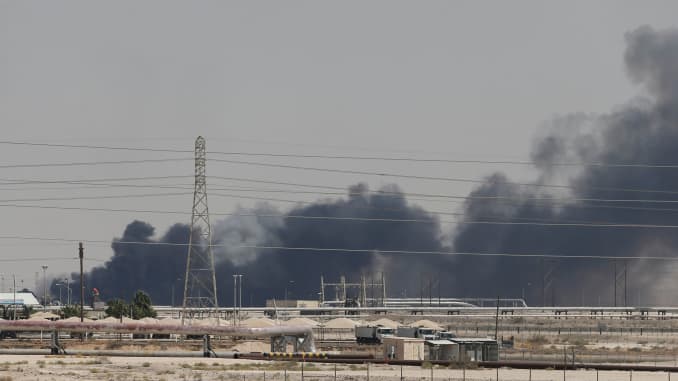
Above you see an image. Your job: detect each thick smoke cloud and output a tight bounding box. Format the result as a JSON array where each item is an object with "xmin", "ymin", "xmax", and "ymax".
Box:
[
  {"xmin": 68, "ymin": 183, "xmax": 446, "ymax": 306},
  {"xmin": 451, "ymin": 26, "xmax": 678, "ymax": 306},
  {"xmin": 66, "ymin": 26, "xmax": 678, "ymax": 307},
  {"xmin": 81, "ymin": 221, "xmax": 190, "ymax": 305}
]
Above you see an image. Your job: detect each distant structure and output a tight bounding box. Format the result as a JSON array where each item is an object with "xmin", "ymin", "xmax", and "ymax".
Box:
[
  {"xmin": 182, "ymin": 136, "xmax": 219, "ymax": 323},
  {"xmin": 320, "ymin": 274, "xmax": 386, "ymax": 307}
]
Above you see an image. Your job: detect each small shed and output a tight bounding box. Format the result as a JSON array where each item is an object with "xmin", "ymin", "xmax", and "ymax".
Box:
[
  {"xmin": 425, "ymin": 340, "xmax": 459, "ymax": 361},
  {"xmin": 449, "ymin": 338, "xmax": 499, "ymax": 362},
  {"xmin": 382, "ymin": 337, "xmax": 425, "ymax": 360}
]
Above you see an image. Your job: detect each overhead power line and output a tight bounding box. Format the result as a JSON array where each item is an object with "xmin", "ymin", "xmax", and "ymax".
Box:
[
  {"xmin": 210, "ymin": 158, "xmax": 678, "ymax": 195},
  {"xmin": 8, "ymin": 176, "xmax": 678, "ymax": 205},
  {"xmin": 4, "ymin": 202, "xmax": 678, "ymax": 230},
  {"xmin": 0, "ymin": 234, "xmax": 676, "ymax": 262},
  {"xmin": 0, "ymin": 140, "xmax": 190, "ymax": 154},
  {"xmin": 0, "ymin": 192, "xmax": 191, "ymax": 203},
  {"xmin": 0, "ymin": 257, "xmax": 80, "ymax": 263},
  {"xmin": 71, "ymin": 177, "xmax": 678, "ymax": 205},
  {"xmin": 6, "ymin": 139, "xmax": 678, "ymax": 168},
  {"xmin": 3, "ymin": 173, "xmax": 678, "ymax": 216},
  {"xmin": 0, "ymin": 158, "xmax": 190, "ymax": 169},
  {"xmin": 4, "ymin": 141, "xmax": 678, "ymax": 195},
  {"xmin": 207, "ymin": 152, "xmax": 678, "ymax": 168}
]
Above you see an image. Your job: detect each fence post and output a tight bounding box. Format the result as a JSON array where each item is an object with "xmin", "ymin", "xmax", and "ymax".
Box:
[
  {"xmin": 430, "ymin": 365, "xmax": 433, "ymax": 381},
  {"xmin": 529, "ymin": 368, "xmax": 531, "ymax": 381},
  {"xmin": 335, "ymin": 364, "xmax": 337, "ymax": 381},
  {"xmin": 462, "ymin": 367, "xmax": 465, "ymax": 381},
  {"xmin": 496, "ymin": 366, "xmax": 498, "ymax": 381},
  {"xmin": 284, "ymin": 368, "xmax": 287, "ymax": 381},
  {"xmin": 400, "ymin": 365, "xmax": 403, "ymax": 381},
  {"xmin": 367, "ymin": 362, "xmax": 370, "ymax": 381},
  {"xmin": 301, "ymin": 361, "xmax": 304, "ymax": 381}
]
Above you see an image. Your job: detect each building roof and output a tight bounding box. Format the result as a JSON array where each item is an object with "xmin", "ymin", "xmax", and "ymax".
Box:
[
  {"xmin": 0, "ymin": 292, "xmax": 40, "ymax": 306},
  {"xmin": 383, "ymin": 336, "xmax": 425, "ymax": 342},
  {"xmin": 425, "ymin": 340, "xmax": 457, "ymax": 345},
  {"xmin": 449, "ymin": 338, "xmax": 498, "ymax": 344}
]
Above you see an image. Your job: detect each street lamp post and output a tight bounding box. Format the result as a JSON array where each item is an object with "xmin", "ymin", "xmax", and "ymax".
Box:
[
  {"xmin": 238, "ymin": 274, "xmax": 243, "ymax": 312},
  {"xmin": 55, "ymin": 283, "xmax": 63, "ymax": 305},
  {"xmin": 284, "ymin": 280, "xmax": 294, "ymax": 301},
  {"xmin": 65, "ymin": 278, "xmax": 71, "ymax": 305},
  {"xmin": 41, "ymin": 265, "xmax": 48, "ymax": 310},
  {"xmin": 12, "ymin": 274, "xmax": 16, "ymax": 320},
  {"xmin": 171, "ymin": 277, "xmax": 182, "ymax": 307},
  {"xmin": 522, "ymin": 282, "xmax": 531, "ymax": 307},
  {"xmin": 232, "ymin": 274, "xmax": 237, "ymax": 325}
]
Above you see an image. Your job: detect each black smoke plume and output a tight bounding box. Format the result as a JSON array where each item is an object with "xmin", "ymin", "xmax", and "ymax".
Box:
[
  {"xmin": 68, "ymin": 183, "xmax": 446, "ymax": 306},
  {"xmin": 452, "ymin": 26, "xmax": 678, "ymax": 306},
  {"xmin": 64, "ymin": 26, "xmax": 678, "ymax": 307}
]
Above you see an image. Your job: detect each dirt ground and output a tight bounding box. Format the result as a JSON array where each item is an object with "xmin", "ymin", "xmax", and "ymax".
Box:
[
  {"xmin": 0, "ymin": 355, "xmax": 677, "ymax": 381},
  {"xmin": 4, "ymin": 315, "xmax": 678, "ymax": 380}
]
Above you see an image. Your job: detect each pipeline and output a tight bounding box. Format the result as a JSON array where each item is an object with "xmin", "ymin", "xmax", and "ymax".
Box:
[
  {"xmin": 0, "ymin": 349, "xmax": 207, "ymax": 357},
  {"xmin": 0, "ymin": 320, "xmax": 312, "ymax": 338},
  {"xmin": 255, "ymin": 352, "xmax": 373, "ymax": 360},
  {"xmin": 0, "ymin": 320, "xmax": 315, "ymax": 355}
]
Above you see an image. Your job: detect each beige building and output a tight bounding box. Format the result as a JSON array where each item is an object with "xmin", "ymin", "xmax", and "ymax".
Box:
[
  {"xmin": 382, "ymin": 337, "xmax": 425, "ymax": 360},
  {"xmin": 265, "ymin": 299, "xmax": 319, "ymax": 308},
  {"xmin": 425, "ymin": 340, "xmax": 459, "ymax": 361}
]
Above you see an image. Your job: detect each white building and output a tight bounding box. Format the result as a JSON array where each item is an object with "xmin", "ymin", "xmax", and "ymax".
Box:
[{"xmin": 0, "ymin": 292, "xmax": 41, "ymax": 306}]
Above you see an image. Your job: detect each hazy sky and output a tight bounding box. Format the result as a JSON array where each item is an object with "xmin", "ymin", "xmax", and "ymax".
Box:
[{"xmin": 1, "ymin": 1, "xmax": 677, "ymax": 290}]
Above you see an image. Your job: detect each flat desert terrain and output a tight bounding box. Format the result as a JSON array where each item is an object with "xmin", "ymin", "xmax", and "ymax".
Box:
[{"xmin": 1, "ymin": 354, "xmax": 678, "ymax": 381}]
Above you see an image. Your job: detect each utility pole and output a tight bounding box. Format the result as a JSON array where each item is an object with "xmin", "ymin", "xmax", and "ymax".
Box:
[
  {"xmin": 613, "ymin": 261, "xmax": 628, "ymax": 308},
  {"xmin": 624, "ymin": 262, "xmax": 628, "ymax": 307},
  {"xmin": 56, "ymin": 283, "xmax": 63, "ymax": 305},
  {"xmin": 614, "ymin": 261, "xmax": 617, "ymax": 307},
  {"xmin": 494, "ymin": 295, "xmax": 500, "ymax": 340},
  {"xmin": 542, "ymin": 260, "xmax": 556, "ymax": 307},
  {"xmin": 382, "ymin": 272, "xmax": 387, "ymax": 307},
  {"xmin": 238, "ymin": 274, "xmax": 243, "ymax": 312},
  {"xmin": 182, "ymin": 136, "xmax": 219, "ymax": 324},
  {"xmin": 541, "ymin": 259, "xmax": 545, "ymax": 307},
  {"xmin": 437, "ymin": 272, "xmax": 441, "ymax": 306},
  {"xmin": 79, "ymin": 242, "xmax": 84, "ymax": 322},
  {"xmin": 233, "ymin": 274, "xmax": 237, "ymax": 325},
  {"xmin": 41, "ymin": 265, "xmax": 48, "ymax": 310},
  {"xmin": 66, "ymin": 277, "xmax": 71, "ymax": 305},
  {"xmin": 12, "ymin": 274, "xmax": 16, "ymax": 320}
]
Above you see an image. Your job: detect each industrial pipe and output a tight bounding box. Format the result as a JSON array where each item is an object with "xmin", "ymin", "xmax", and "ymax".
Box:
[{"xmin": 0, "ymin": 320, "xmax": 313, "ymax": 338}]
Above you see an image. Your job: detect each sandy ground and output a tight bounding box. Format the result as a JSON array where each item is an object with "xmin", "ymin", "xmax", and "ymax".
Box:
[{"xmin": 1, "ymin": 355, "xmax": 678, "ymax": 381}]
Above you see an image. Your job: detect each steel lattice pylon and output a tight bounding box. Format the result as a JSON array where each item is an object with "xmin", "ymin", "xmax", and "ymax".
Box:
[{"xmin": 182, "ymin": 136, "xmax": 219, "ymax": 324}]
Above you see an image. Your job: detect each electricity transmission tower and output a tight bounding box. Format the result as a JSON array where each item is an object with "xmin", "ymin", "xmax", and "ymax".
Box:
[{"xmin": 182, "ymin": 136, "xmax": 219, "ymax": 323}]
